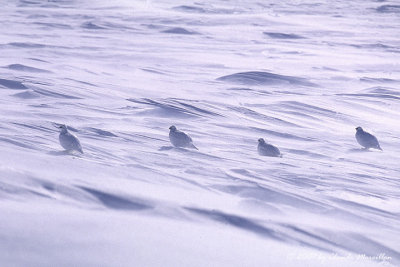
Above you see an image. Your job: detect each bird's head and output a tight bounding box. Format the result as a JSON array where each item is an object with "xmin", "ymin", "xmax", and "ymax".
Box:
[
  {"xmin": 53, "ymin": 123, "xmax": 67, "ymax": 131},
  {"xmin": 355, "ymin": 126, "xmax": 363, "ymax": 131},
  {"xmin": 169, "ymin": 125, "xmax": 177, "ymax": 132},
  {"xmin": 258, "ymin": 138, "xmax": 265, "ymax": 144},
  {"xmin": 55, "ymin": 124, "xmax": 68, "ymax": 132}
]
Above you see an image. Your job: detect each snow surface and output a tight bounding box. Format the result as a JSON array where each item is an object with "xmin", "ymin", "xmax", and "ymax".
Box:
[{"xmin": 0, "ymin": 0, "xmax": 399, "ymax": 266}]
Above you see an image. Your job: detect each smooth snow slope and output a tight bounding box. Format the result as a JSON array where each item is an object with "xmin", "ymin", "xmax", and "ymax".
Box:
[{"xmin": 0, "ymin": 0, "xmax": 399, "ymax": 266}]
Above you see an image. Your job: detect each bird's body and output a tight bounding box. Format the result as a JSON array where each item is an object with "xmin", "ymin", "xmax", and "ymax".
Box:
[
  {"xmin": 258, "ymin": 138, "xmax": 281, "ymax": 157},
  {"xmin": 355, "ymin": 127, "xmax": 382, "ymax": 150},
  {"xmin": 169, "ymin": 125, "xmax": 198, "ymax": 150},
  {"xmin": 58, "ymin": 125, "xmax": 83, "ymax": 153}
]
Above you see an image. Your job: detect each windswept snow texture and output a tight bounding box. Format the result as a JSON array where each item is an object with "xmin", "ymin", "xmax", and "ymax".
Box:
[{"xmin": 0, "ymin": 0, "xmax": 399, "ymax": 266}]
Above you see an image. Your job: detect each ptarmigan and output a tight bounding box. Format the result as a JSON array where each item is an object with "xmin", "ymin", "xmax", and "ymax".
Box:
[
  {"xmin": 355, "ymin": 127, "xmax": 382, "ymax": 150},
  {"xmin": 169, "ymin": 125, "xmax": 198, "ymax": 150},
  {"xmin": 258, "ymin": 138, "xmax": 281, "ymax": 157},
  {"xmin": 57, "ymin": 124, "xmax": 83, "ymax": 153}
]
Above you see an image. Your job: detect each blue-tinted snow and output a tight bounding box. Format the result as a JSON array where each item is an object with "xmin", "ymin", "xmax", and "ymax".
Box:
[{"xmin": 0, "ymin": 0, "xmax": 399, "ymax": 266}]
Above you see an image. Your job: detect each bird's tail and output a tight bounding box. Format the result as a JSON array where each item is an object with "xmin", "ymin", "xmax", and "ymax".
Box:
[
  {"xmin": 190, "ymin": 143, "xmax": 198, "ymax": 150},
  {"xmin": 377, "ymin": 145, "xmax": 383, "ymax": 151}
]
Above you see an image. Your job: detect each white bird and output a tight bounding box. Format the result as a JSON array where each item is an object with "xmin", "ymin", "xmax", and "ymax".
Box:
[
  {"xmin": 56, "ymin": 124, "xmax": 83, "ymax": 153},
  {"xmin": 169, "ymin": 125, "xmax": 198, "ymax": 150},
  {"xmin": 258, "ymin": 138, "xmax": 281, "ymax": 157},
  {"xmin": 355, "ymin": 127, "xmax": 382, "ymax": 150}
]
